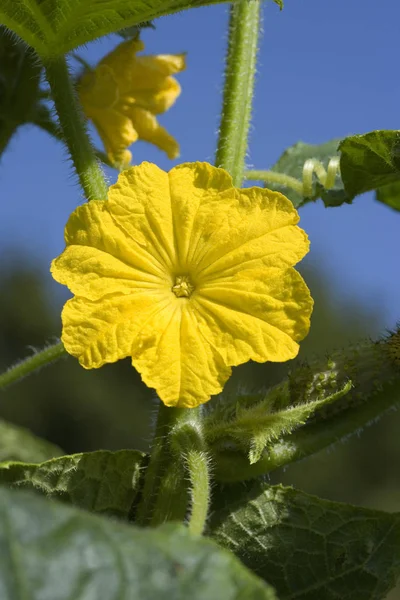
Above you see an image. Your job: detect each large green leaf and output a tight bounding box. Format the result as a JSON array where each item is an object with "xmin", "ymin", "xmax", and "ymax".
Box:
[
  {"xmin": 0, "ymin": 486, "xmax": 277, "ymax": 599},
  {"xmin": 0, "ymin": 419, "xmax": 62, "ymax": 463},
  {"xmin": 0, "ymin": 449, "xmax": 145, "ymax": 519},
  {"xmin": 209, "ymin": 481, "xmax": 400, "ymax": 600},
  {"xmin": 339, "ymin": 130, "xmax": 400, "ymax": 205},
  {"xmin": 1, "ymin": 0, "xmax": 235, "ymax": 58}
]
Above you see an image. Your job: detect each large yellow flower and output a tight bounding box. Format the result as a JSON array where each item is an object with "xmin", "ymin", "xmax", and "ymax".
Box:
[
  {"xmin": 78, "ymin": 39, "xmax": 185, "ymax": 169},
  {"xmin": 51, "ymin": 162, "xmax": 313, "ymax": 408}
]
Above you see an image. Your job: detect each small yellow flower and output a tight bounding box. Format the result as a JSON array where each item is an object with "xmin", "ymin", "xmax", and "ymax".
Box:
[
  {"xmin": 78, "ymin": 39, "xmax": 185, "ymax": 169},
  {"xmin": 51, "ymin": 162, "xmax": 313, "ymax": 408}
]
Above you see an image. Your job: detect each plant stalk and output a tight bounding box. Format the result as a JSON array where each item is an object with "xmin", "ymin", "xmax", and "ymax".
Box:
[
  {"xmin": 0, "ymin": 342, "xmax": 66, "ymax": 391},
  {"xmin": 136, "ymin": 405, "xmax": 188, "ymax": 525},
  {"xmin": 43, "ymin": 56, "xmax": 108, "ymax": 201},
  {"xmin": 215, "ymin": 0, "xmax": 261, "ymax": 186},
  {"xmin": 245, "ymin": 170, "xmax": 304, "ymax": 194}
]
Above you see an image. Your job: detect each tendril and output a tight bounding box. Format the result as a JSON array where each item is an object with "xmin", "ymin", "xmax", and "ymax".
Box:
[
  {"xmin": 301, "ymin": 157, "xmax": 341, "ymax": 197},
  {"xmin": 245, "ymin": 156, "xmax": 341, "ymax": 199}
]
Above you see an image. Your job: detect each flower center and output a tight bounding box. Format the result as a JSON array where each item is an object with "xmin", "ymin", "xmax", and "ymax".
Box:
[{"xmin": 172, "ymin": 275, "xmax": 194, "ymax": 298}]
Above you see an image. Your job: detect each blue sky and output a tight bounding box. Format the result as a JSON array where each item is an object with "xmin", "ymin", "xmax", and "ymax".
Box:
[{"xmin": 0, "ymin": 0, "xmax": 399, "ymax": 332}]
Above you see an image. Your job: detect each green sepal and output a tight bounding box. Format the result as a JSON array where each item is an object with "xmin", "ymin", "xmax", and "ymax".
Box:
[
  {"xmin": 208, "ymin": 480, "xmax": 400, "ymax": 600},
  {"xmin": 0, "ymin": 449, "xmax": 146, "ymax": 519},
  {"xmin": 207, "ymin": 330, "xmax": 400, "ymax": 482},
  {"xmin": 204, "ymin": 379, "xmax": 352, "ymax": 465}
]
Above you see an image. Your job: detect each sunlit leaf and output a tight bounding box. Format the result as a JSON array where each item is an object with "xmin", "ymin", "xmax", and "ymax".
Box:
[
  {"xmin": 339, "ymin": 130, "xmax": 400, "ymax": 203},
  {"xmin": 0, "ymin": 449, "xmax": 145, "ymax": 519},
  {"xmin": 209, "ymin": 481, "xmax": 400, "ymax": 600}
]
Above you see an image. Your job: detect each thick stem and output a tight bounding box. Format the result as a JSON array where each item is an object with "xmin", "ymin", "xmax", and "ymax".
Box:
[
  {"xmin": 43, "ymin": 56, "xmax": 108, "ymax": 201},
  {"xmin": 137, "ymin": 405, "xmax": 211, "ymax": 533},
  {"xmin": 150, "ymin": 460, "xmax": 189, "ymax": 526},
  {"xmin": 169, "ymin": 408, "xmax": 211, "ymax": 535},
  {"xmin": 0, "ymin": 342, "xmax": 66, "ymax": 391},
  {"xmin": 215, "ymin": 0, "xmax": 261, "ymax": 186},
  {"xmin": 245, "ymin": 170, "xmax": 304, "ymax": 194},
  {"xmin": 186, "ymin": 448, "xmax": 210, "ymax": 535},
  {"xmin": 136, "ymin": 404, "xmax": 187, "ymax": 525}
]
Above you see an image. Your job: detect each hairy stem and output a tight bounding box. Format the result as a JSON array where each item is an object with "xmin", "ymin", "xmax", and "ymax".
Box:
[
  {"xmin": 245, "ymin": 170, "xmax": 304, "ymax": 194},
  {"xmin": 169, "ymin": 409, "xmax": 211, "ymax": 535},
  {"xmin": 0, "ymin": 342, "xmax": 66, "ymax": 391},
  {"xmin": 43, "ymin": 56, "xmax": 108, "ymax": 201},
  {"xmin": 215, "ymin": 0, "xmax": 261, "ymax": 186},
  {"xmin": 136, "ymin": 405, "xmax": 188, "ymax": 525},
  {"xmin": 186, "ymin": 447, "xmax": 210, "ymax": 535}
]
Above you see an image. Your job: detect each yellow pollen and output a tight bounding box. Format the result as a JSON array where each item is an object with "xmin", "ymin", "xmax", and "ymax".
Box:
[{"xmin": 172, "ymin": 275, "xmax": 194, "ymax": 298}]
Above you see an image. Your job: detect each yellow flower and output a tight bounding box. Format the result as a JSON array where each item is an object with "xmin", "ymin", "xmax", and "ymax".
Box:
[
  {"xmin": 51, "ymin": 162, "xmax": 313, "ymax": 408},
  {"xmin": 78, "ymin": 39, "xmax": 185, "ymax": 169}
]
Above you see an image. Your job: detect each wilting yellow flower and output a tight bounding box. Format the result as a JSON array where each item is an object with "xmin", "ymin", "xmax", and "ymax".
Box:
[
  {"xmin": 51, "ymin": 162, "xmax": 313, "ymax": 408},
  {"xmin": 78, "ymin": 39, "xmax": 185, "ymax": 169}
]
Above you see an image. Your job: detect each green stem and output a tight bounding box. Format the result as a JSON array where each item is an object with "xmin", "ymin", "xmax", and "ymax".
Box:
[
  {"xmin": 137, "ymin": 405, "xmax": 211, "ymax": 533},
  {"xmin": 43, "ymin": 56, "xmax": 108, "ymax": 201},
  {"xmin": 215, "ymin": 0, "xmax": 261, "ymax": 186},
  {"xmin": 136, "ymin": 404, "xmax": 187, "ymax": 525},
  {"xmin": 245, "ymin": 170, "xmax": 304, "ymax": 194},
  {"xmin": 0, "ymin": 342, "xmax": 66, "ymax": 391},
  {"xmin": 150, "ymin": 460, "xmax": 189, "ymax": 526},
  {"xmin": 168, "ymin": 408, "xmax": 210, "ymax": 535},
  {"xmin": 186, "ymin": 447, "xmax": 210, "ymax": 535},
  {"xmin": 213, "ymin": 379, "xmax": 400, "ymax": 482}
]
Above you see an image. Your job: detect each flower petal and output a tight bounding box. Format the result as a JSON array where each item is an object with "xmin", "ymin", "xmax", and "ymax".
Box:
[
  {"xmin": 107, "ymin": 163, "xmax": 176, "ymax": 270},
  {"xmin": 190, "ymin": 187, "xmax": 308, "ymax": 279},
  {"xmin": 129, "ymin": 77, "xmax": 182, "ymax": 114},
  {"xmin": 127, "ymin": 107, "xmax": 180, "ymax": 158},
  {"xmin": 130, "ymin": 302, "xmax": 231, "ymax": 407},
  {"xmin": 61, "ymin": 292, "xmax": 171, "ymax": 369},
  {"xmin": 135, "ymin": 54, "xmax": 186, "ymax": 77},
  {"xmin": 51, "ymin": 245, "xmax": 166, "ymax": 302},
  {"xmin": 193, "ymin": 267, "xmax": 313, "ymax": 366},
  {"xmin": 53, "ymin": 200, "xmax": 169, "ymax": 293},
  {"xmin": 167, "ymin": 162, "xmax": 234, "ymax": 270},
  {"xmin": 91, "ymin": 107, "xmax": 137, "ymax": 168}
]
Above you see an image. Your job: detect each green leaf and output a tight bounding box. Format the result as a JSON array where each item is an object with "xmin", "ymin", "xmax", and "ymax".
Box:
[
  {"xmin": 209, "ymin": 481, "xmax": 400, "ymax": 600},
  {"xmin": 0, "ymin": 26, "xmax": 42, "ymax": 155},
  {"xmin": 247, "ymin": 139, "xmax": 347, "ymax": 209},
  {"xmin": 0, "ymin": 486, "xmax": 277, "ymax": 599},
  {"xmin": 376, "ymin": 181, "xmax": 400, "ymax": 211},
  {"xmin": 1, "ymin": 0, "xmax": 230, "ymax": 58},
  {"xmin": 0, "ymin": 449, "xmax": 146, "ymax": 519},
  {"xmin": 339, "ymin": 130, "xmax": 400, "ymax": 202},
  {"xmin": 0, "ymin": 419, "xmax": 62, "ymax": 463}
]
